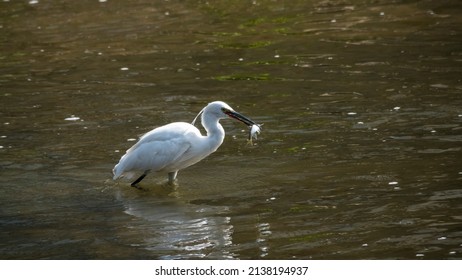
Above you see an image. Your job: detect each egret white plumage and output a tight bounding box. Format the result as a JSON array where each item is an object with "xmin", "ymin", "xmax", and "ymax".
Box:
[{"xmin": 113, "ymin": 101, "xmax": 260, "ymax": 188}]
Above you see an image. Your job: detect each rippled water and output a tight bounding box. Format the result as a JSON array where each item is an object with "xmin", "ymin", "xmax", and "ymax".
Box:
[{"xmin": 1, "ymin": 0, "xmax": 462, "ymax": 259}]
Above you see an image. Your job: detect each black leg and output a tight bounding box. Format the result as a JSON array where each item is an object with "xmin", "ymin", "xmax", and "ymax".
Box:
[
  {"xmin": 131, "ymin": 172, "xmax": 147, "ymax": 189},
  {"xmin": 168, "ymin": 171, "xmax": 178, "ymax": 185}
]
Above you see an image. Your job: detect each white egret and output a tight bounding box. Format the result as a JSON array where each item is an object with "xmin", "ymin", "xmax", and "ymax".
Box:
[{"xmin": 113, "ymin": 101, "xmax": 260, "ymax": 188}]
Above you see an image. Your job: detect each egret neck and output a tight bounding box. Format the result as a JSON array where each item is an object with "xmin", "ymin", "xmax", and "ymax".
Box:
[{"xmin": 201, "ymin": 110, "xmax": 225, "ymax": 152}]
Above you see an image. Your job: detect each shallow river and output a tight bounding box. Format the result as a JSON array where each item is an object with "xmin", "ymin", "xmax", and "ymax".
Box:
[{"xmin": 1, "ymin": 0, "xmax": 462, "ymax": 259}]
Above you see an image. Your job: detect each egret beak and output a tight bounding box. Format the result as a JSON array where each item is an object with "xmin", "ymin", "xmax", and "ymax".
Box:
[{"xmin": 225, "ymin": 110, "xmax": 257, "ymax": 127}]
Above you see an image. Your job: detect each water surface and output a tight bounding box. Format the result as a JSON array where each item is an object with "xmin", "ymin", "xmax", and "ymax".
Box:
[{"xmin": 1, "ymin": 0, "xmax": 462, "ymax": 259}]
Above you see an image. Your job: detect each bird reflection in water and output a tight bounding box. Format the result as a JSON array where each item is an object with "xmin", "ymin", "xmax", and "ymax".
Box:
[{"xmin": 118, "ymin": 188, "xmax": 235, "ymax": 259}]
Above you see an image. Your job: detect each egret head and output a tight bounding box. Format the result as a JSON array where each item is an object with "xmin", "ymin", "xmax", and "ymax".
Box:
[
  {"xmin": 222, "ymin": 107, "xmax": 257, "ymax": 127},
  {"xmin": 192, "ymin": 101, "xmax": 257, "ymax": 127},
  {"xmin": 210, "ymin": 101, "xmax": 258, "ymax": 126},
  {"xmin": 203, "ymin": 101, "xmax": 234, "ymax": 119}
]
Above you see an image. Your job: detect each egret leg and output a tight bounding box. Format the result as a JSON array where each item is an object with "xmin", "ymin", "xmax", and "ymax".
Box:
[
  {"xmin": 168, "ymin": 171, "xmax": 178, "ymax": 185},
  {"xmin": 131, "ymin": 171, "xmax": 148, "ymax": 189}
]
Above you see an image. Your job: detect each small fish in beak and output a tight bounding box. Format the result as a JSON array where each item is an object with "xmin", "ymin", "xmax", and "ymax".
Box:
[{"xmin": 248, "ymin": 124, "xmax": 261, "ymax": 145}]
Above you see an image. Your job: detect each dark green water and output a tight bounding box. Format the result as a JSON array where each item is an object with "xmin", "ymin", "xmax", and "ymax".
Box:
[{"xmin": 1, "ymin": 0, "xmax": 461, "ymax": 259}]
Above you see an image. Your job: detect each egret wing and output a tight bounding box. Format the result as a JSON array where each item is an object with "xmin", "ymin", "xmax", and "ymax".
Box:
[{"xmin": 113, "ymin": 122, "xmax": 200, "ymax": 179}]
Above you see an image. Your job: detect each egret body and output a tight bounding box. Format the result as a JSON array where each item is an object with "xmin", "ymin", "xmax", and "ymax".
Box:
[{"xmin": 113, "ymin": 101, "xmax": 258, "ymax": 188}]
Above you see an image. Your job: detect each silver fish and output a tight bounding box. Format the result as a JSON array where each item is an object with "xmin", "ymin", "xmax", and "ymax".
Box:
[{"xmin": 248, "ymin": 124, "xmax": 261, "ymax": 144}]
